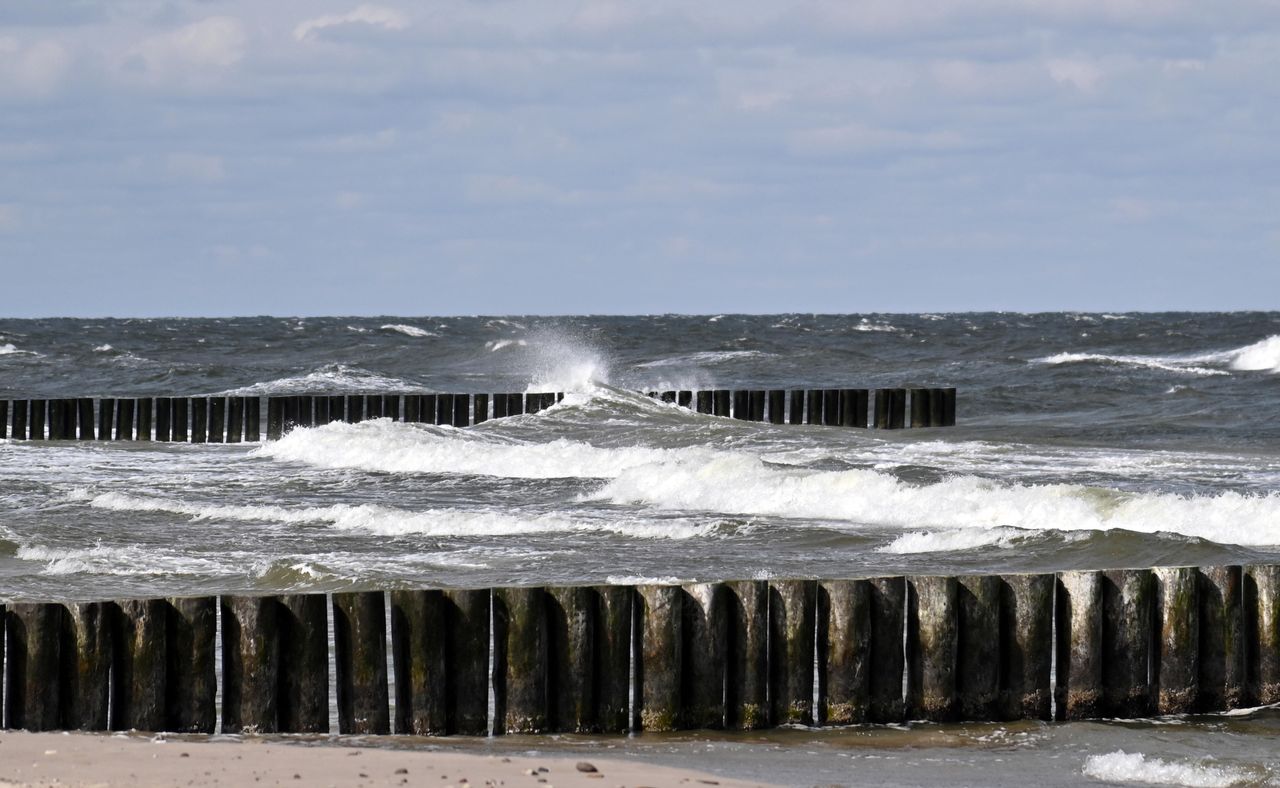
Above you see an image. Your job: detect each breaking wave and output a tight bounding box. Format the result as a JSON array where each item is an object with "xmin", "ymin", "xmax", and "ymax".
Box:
[
  {"xmin": 1034, "ymin": 335, "xmax": 1280, "ymax": 376},
  {"xmin": 1082, "ymin": 750, "xmax": 1260, "ymax": 787}
]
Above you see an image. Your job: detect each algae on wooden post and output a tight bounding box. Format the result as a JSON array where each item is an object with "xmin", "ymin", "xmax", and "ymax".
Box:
[
  {"xmin": 682, "ymin": 583, "xmax": 727, "ymax": 729},
  {"xmin": 907, "ymin": 576, "xmax": 958, "ymax": 722},
  {"xmin": 278, "ymin": 594, "xmax": 329, "ymax": 733},
  {"xmin": 593, "ymin": 585, "xmax": 633, "ymax": 733},
  {"xmin": 5, "ymin": 603, "xmax": 65, "ymax": 731},
  {"xmin": 1245, "ymin": 565, "xmax": 1280, "ymax": 704},
  {"xmin": 333, "ymin": 591, "xmax": 390, "ymax": 735},
  {"xmin": 867, "ymin": 577, "xmax": 906, "ymax": 723},
  {"xmin": 956, "ymin": 575, "xmax": 999, "ymax": 721},
  {"xmin": 444, "ymin": 589, "xmax": 491, "ymax": 735},
  {"xmin": 389, "ymin": 589, "xmax": 448, "ymax": 735},
  {"xmin": 493, "ymin": 586, "xmax": 548, "ymax": 734},
  {"xmin": 1101, "ymin": 569, "xmax": 1155, "ymax": 718},
  {"xmin": 769, "ymin": 580, "xmax": 816, "ymax": 726},
  {"xmin": 999, "ymin": 574, "xmax": 1053, "ymax": 721},
  {"xmin": 1154, "ymin": 567, "xmax": 1199, "ymax": 715},
  {"xmin": 1198, "ymin": 565, "xmax": 1245, "ymax": 711},
  {"xmin": 111, "ymin": 598, "xmax": 167, "ymax": 732},
  {"xmin": 546, "ymin": 586, "xmax": 595, "ymax": 733},
  {"xmin": 637, "ymin": 585, "xmax": 683, "ymax": 731},
  {"xmin": 61, "ymin": 601, "xmax": 112, "ymax": 731},
  {"xmin": 221, "ymin": 595, "xmax": 280, "ymax": 733},
  {"xmin": 1056, "ymin": 571, "xmax": 1102, "ymax": 720},
  {"xmin": 818, "ymin": 579, "xmax": 870, "ymax": 725}
]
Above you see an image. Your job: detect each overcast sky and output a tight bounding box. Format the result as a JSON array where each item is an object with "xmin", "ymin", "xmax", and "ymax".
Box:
[{"xmin": 1, "ymin": 1, "xmax": 1277, "ymax": 316}]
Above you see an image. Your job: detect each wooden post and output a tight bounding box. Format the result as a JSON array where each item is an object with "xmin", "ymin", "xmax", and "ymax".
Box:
[
  {"xmin": 115, "ymin": 398, "xmax": 134, "ymax": 440},
  {"xmin": 999, "ymin": 574, "xmax": 1053, "ymax": 720},
  {"xmin": 823, "ymin": 389, "xmax": 840, "ymax": 426},
  {"xmin": 910, "ymin": 389, "xmax": 930, "ymax": 428},
  {"xmin": 208, "ymin": 397, "xmax": 225, "ymax": 443},
  {"xmin": 595, "ymin": 585, "xmax": 632, "ymax": 733},
  {"xmin": 1246, "ymin": 565, "xmax": 1280, "ymax": 705},
  {"xmin": 1056, "ymin": 570, "xmax": 1102, "ymax": 719},
  {"xmin": 452, "ymin": 394, "xmax": 470, "ymax": 426},
  {"xmin": 956, "ymin": 575, "xmax": 1000, "ymax": 721},
  {"xmin": 494, "ymin": 587, "xmax": 548, "ymax": 734},
  {"xmin": 137, "ymin": 398, "xmax": 153, "ymax": 441},
  {"xmin": 96, "ymin": 398, "xmax": 114, "ymax": 440},
  {"xmin": 12, "ymin": 399, "xmax": 28, "ymax": 440},
  {"xmin": 889, "ymin": 388, "xmax": 907, "ymax": 429},
  {"xmin": 155, "ymin": 397, "xmax": 170, "ymax": 441},
  {"xmin": 346, "ymin": 394, "xmax": 364, "ymax": 423},
  {"xmin": 1154, "ymin": 567, "xmax": 1198, "ymax": 715},
  {"xmin": 191, "ymin": 397, "xmax": 207, "ymax": 443},
  {"xmin": 929, "ymin": 388, "xmax": 945, "ymax": 427},
  {"xmin": 30, "ymin": 399, "xmax": 46, "ymax": 439},
  {"xmin": 696, "ymin": 391, "xmax": 712, "ymax": 414},
  {"xmin": 444, "ymin": 589, "xmax": 491, "ymax": 735},
  {"xmin": 110, "ymin": 598, "xmax": 167, "ymax": 731},
  {"xmin": 868, "ymin": 577, "xmax": 906, "ymax": 723},
  {"xmin": 276, "ymin": 594, "xmax": 329, "ymax": 733},
  {"xmin": 172, "ymin": 398, "xmax": 188, "ymax": 442},
  {"xmin": 267, "ymin": 397, "xmax": 284, "ymax": 439},
  {"xmin": 818, "ymin": 579, "xmax": 870, "ymax": 725},
  {"xmin": 221, "ymin": 595, "xmax": 280, "ymax": 733},
  {"xmin": 389, "ymin": 590, "xmax": 447, "ymax": 735},
  {"xmin": 637, "ymin": 585, "xmax": 682, "ymax": 731},
  {"xmin": 732, "ymin": 390, "xmax": 749, "ymax": 420},
  {"xmin": 61, "ymin": 602, "xmax": 112, "ymax": 730},
  {"xmin": 333, "ymin": 591, "xmax": 391, "ymax": 735},
  {"xmin": 546, "ymin": 586, "xmax": 595, "ymax": 733},
  {"xmin": 1198, "ymin": 565, "xmax": 1245, "ymax": 711},
  {"xmin": 227, "ymin": 397, "xmax": 244, "ymax": 443},
  {"xmin": 166, "ymin": 597, "xmax": 217, "ymax": 733},
  {"xmin": 749, "ymin": 390, "xmax": 766, "ymax": 422},
  {"xmin": 724, "ymin": 580, "xmax": 768, "ymax": 729},
  {"xmin": 1101, "ymin": 569, "xmax": 1154, "ymax": 718},
  {"xmin": 314, "ymin": 396, "xmax": 330, "ymax": 426},
  {"xmin": 49, "ymin": 398, "xmax": 65, "ymax": 439},
  {"xmin": 678, "ymin": 391, "xmax": 693, "ymax": 408},
  {"xmin": 473, "ymin": 393, "xmax": 489, "ymax": 425},
  {"xmin": 505, "ymin": 393, "xmax": 523, "ymax": 416},
  {"xmin": 436, "ymin": 393, "xmax": 454, "ymax": 423},
  {"xmin": 4, "ymin": 603, "xmax": 64, "ymax": 730},
  {"xmin": 769, "ymin": 579, "xmax": 816, "ymax": 725},
  {"xmin": 907, "ymin": 576, "xmax": 957, "ymax": 721},
  {"xmin": 661, "ymin": 391, "xmax": 676, "ymax": 404},
  {"xmin": 767, "ymin": 390, "xmax": 785, "ymax": 424},
  {"xmin": 328, "ymin": 395, "xmax": 345, "ymax": 424},
  {"xmin": 682, "ymin": 583, "xmax": 727, "ymax": 729},
  {"xmin": 806, "ymin": 390, "xmax": 822, "ymax": 425},
  {"xmin": 874, "ymin": 389, "xmax": 890, "ymax": 429},
  {"xmin": 713, "ymin": 390, "xmax": 730, "ymax": 417},
  {"xmin": 789, "ymin": 389, "xmax": 804, "ymax": 424},
  {"xmin": 245, "ymin": 397, "xmax": 260, "ymax": 441},
  {"xmin": 383, "ymin": 394, "xmax": 400, "ymax": 420},
  {"xmin": 942, "ymin": 387, "xmax": 957, "ymax": 426},
  {"xmin": 0, "ymin": 399, "xmax": 8, "ymax": 439},
  {"xmin": 364, "ymin": 394, "xmax": 383, "ymax": 420}
]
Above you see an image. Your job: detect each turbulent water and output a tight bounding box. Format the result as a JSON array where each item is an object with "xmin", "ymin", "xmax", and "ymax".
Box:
[{"xmin": 3, "ymin": 312, "xmax": 1280, "ymax": 786}]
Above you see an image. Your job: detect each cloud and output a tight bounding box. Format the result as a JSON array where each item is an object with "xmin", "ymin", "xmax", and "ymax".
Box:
[
  {"xmin": 1046, "ymin": 58, "xmax": 1105, "ymax": 93},
  {"xmin": 166, "ymin": 153, "xmax": 226, "ymax": 183},
  {"xmin": 294, "ymin": 5, "xmax": 409, "ymax": 41},
  {"xmin": 0, "ymin": 38, "xmax": 72, "ymax": 96},
  {"xmin": 126, "ymin": 17, "xmax": 247, "ymax": 81}
]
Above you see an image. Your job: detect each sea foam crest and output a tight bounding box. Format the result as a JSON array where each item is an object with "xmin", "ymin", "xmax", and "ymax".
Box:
[
  {"xmin": 218, "ymin": 364, "xmax": 417, "ymax": 395},
  {"xmin": 1034, "ymin": 334, "xmax": 1280, "ymax": 376},
  {"xmin": 380, "ymin": 323, "xmax": 437, "ymax": 338},
  {"xmin": 1081, "ymin": 750, "xmax": 1258, "ymax": 787}
]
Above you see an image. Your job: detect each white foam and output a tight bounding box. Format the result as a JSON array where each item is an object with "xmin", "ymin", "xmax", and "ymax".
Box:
[
  {"xmin": 589, "ymin": 454, "xmax": 1280, "ymax": 546},
  {"xmin": 0, "ymin": 343, "xmax": 35, "ymax": 356},
  {"xmin": 73, "ymin": 490, "xmax": 712, "ymax": 539},
  {"xmin": 635, "ymin": 350, "xmax": 773, "ymax": 368},
  {"xmin": 93, "ymin": 344, "xmax": 114, "ymax": 352},
  {"xmin": 487, "ymin": 339, "xmax": 528, "ymax": 351},
  {"xmin": 1035, "ymin": 334, "xmax": 1280, "ymax": 376},
  {"xmin": 1228, "ymin": 335, "xmax": 1280, "ymax": 373},
  {"xmin": 380, "ymin": 323, "xmax": 437, "ymax": 338},
  {"xmin": 257, "ymin": 418, "xmax": 722, "ymax": 480},
  {"xmin": 1033, "ymin": 352, "xmax": 1227, "ymax": 377},
  {"xmin": 217, "ymin": 363, "xmax": 416, "ymax": 395},
  {"xmin": 878, "ymin": 527, "xmax": 1030, "ymax": 554},
  {"xmin": 1082, "ymin": 751, "xmax": 1256, "ymax": 787},
  {"xmin": 852, "ymin": 318, "xmax": 899, "ymax": 332}
]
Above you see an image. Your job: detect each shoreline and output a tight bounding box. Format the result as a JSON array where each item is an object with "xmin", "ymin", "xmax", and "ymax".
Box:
[{"xmin": 0, "ymin": 732, "xmax": 778, "ymax": 788}]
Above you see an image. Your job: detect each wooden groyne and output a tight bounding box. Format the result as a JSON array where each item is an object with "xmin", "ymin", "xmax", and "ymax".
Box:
[
  {"xmin": 0, "ymin": 388, "xmax": 956, "ymax": 443},
  {"xmin": 3, "ymin": 564, "xmax": 1276, "ymax": 734}
]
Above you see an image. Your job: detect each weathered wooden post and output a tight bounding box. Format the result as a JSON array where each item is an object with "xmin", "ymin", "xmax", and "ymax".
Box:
[
  {"xmin": 889, "ymin": 388, "xmax": 907, "ymax": 429},
  {"xmin": 789, "ymin": 389, "xmax": 804, "ymax": 424},
  {"xmin": 97, "ymin": 398, "xmax": 113, "ymax": 441},
  {"xmin": 30, "ymin": 399, "xmax": 46, "ymax": 439},
  {"xmin": 111, "ymin": 598, "xmax": 168, "ymax": 731},
  {"xmin": 910, "ymin": 389, "xmax": 930, "ymax": 428},
  {"xmin": 208, "ymin": 397, "xmax": 225, "ymax": 443},
  {"xmin": 956, "ymin": 575, "xmax": 1000, "ymax": 721},
  {"xmin": 221, "ymin": 595, "xmax": 280, "ymax": 733},
  {"xmin": 505, "ymin": 393, "xmax": 523, "ymax": 416},
  {"xmin": 389, "ymin": 589, "xmax": 447, "ymax": 735},
  {"xmin": 1101, "ymin": 569, "xmax": 1154, "ymax": 717},
  {"xmin": 346, "ymin": 394, "xmax": 364, "ymax": 423},
  {"xmin": 137, "ymin": 397, "xmax": 153, "ymax": 441},
  {"xmin": 4, "ymin": 603, "xmax": 64, "ymax": 730},
  {"xmin": 469, "ymin": 393, "xmax": 487, "ymax": 424},
  {"xmin": 0, "ymin": 399, "xmax": 8, "ymax": 439},
  {"xmin": 524, "ymin": 392, "xmax": 541, "ymax": 415},
  {"xmin": 333, "ymin": 591, "xmax": 390, "ymax": 735},
  {"xmin": 873, "ymin": 390, "xmax": 890, "ymax": 429},
  {"xmin": 328, "ymin": 395, "xmax": 345, "ymax": 424},
  {"xmin": 733, "ymin": 390, "xmax": 749, "ymax": 420},
  {"xmin": 678, "ymin": 390, "xmax": 693, "ymax": 408},
  {"xmin": 822, "ymin": 389, "xmax": 840, "ymax": 426},
  {"xmin": 1198, "ymin": 566, "xmax": 1245, "ymax": 711},
  {"xmin": 492, "ymin": 393, "xmax": 508, "ymax": 419},
  {"xmin": 278, "ymin": 594, "xmax": 329, "ymax": 733},
  {"xmin": 1154, "ymin": 567, "xmax": 1198, "ymax": 715},
  {"xmin": 1056, "ymin": 570, "xmax": 1102, "ymax": 719},
  {"xmin": 770, "ymin": 579, "xmax": 816, "ymax": 725},
  {"xmin": 314, "ymin": 396, "xmax": 330, "ymax": 426},
  {"xmin": 595, "ymin": 585, "xmax": 633, "ymax": 733},
  {"xmin": 661, "ymin": 391, "xmax": 676, "ymax": 404},
  {"xmin": 115, "ymin": 398, "xmax": 134, "ymax": 440},
  {"xmin": 818, "ymin": 579, "xmax": 870, "ymax": 725},
  {"xmin": 696, "ymin": 391, "xmax": 712, "ymax": 414},
  {"xmin": 364, "ymin": 394, "xmax": 383, "ymax": 420},
  {"xmin": 1246, "ymin": 565, "xmax": 1280, "ymax": 705},
  {"xmin": 452, "ymin": 394, "xmax": 470, "ymax": 426},
  {"xmin": 383, "ymin": 394, "xmax": 400, "ymax": 420},
  {"xmin": 155, "ymin": 397, "xmax": 171, "ymax": 441},
  {"xmin": 227, "ymin": 397, "xmax": 244, "ymax": 442},
  {"xmin": 494, "ymin": 587, "xmax": 548, "ymax": 734},
  {"xmin": 166, "ymin": 597, "xmax": 217, "ymax": 733},
  {"xmin": 267, "ymin": 398, "xmax": 284, "ymax": 440},
  {"xmin": 942, "ymin": 387, "xmax": 957, "ymax": 426},
  {"xmin": 749, "ymin": 390, "xmax": 766, "ymax": 422},
  {"xmin": 907, "ymin": 576, "xmax": 958, "ymax": 721},
  {"xmin": 713, "ymin": 390, "xmax": 730, "ymax": 417},
  {"xmin": 767, "ymin": 390, "xmax": 785, "ymax": 424},
  {"xmin": 245, "ymin": 396, "xmax": 260, "ymax": 441},
  {"xmin": 999, "ymin": 574, "xmax": 1053, "ymax": 720},
  {"xmin": 806, "ymin": 390, "xmax": 822, "ymax": 425},
  {"xmin": 929, "ymin": 388, "xmax": 945, "ymax": 427},
  {"xmin": 723, "ymin": 580, "xmax": 768, "ymax": 729},
  {"xmin": 445, "ymin": 589, "xmax": 491, "ymax": 735},
  {"xmin": 682, "ymin": 583, "xmax": 727, "ymax": 729},
  {"xmin": 172, "ymin": 398, "xmax": 188, "ymax": 442},
  {"xmin": 637, "ymin": 585, "xmax": 683, "ymax": 731},
  {"xmin": 546, "ymin": 586, "xmax": 594, "ymax": 733},
  {"xmin": 436, "ymin": 393, "xmax": 454, "ymax": 423},
  {"xmin": 191, "ymin": 397, "xmax": 208, "ymax": 443},
  {"xmin": 49, "ymin": 398, "xmax": 66, "ymax": 439},
  {"xmin": 61, "ymin": 602, "xmax": 112, "ymax": 730},
  {"xmin": 868, "ymin": 577, "xmax": 906, "ymax": 723}
]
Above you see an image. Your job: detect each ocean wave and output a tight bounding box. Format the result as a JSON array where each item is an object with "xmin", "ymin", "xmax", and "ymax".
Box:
[
  {"xmin": 1033, "ymin": 335, "xmax": 1280, "ymax": 376},
  {"xmin": 487, "ymin": 339, "xmax": 528, "ymax": 351},
  {"xmin": 217, "ymin": 363, "xmax": 417, "ymax": 395},
  {"xmin": 16, "ymin": 543, "xmax": 233, "ymax": 577},
  {"xmin": 1081, "ymin": 750, "xmax": 1259, "ymax": 787},
  {"xmin": 380, "ymin": 323, "xmax": 437, "ymax": 338},
  {"xmin": 256, "ymin": 418, "xmax": 725, "ymax": 479},
  {"xmin": 851, "ymin": 318, "xmax": 899, "ymax": 332},
  {"xmin": 0, "ymin": 343, "xmax": 37, "ymax": 356},
  {"xmin": 588, "ymin": 454, "xmax": 1280, "ymax": 547},
  {"xmin": 71, "ymin": 490, "xmax": 712, "ymax": 539},
  {"xmin": 635, "ymin": 350, "xmax": 773, "ymax": 368},
  {"xmin": 878, "ymin": 526, "xmax": 1040, "ymax": 554}
]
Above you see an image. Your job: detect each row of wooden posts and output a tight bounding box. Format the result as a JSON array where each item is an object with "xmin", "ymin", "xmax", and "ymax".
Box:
[
  {"xmin": 0, "ymin": 387, "xmax": 956, "ymax": 443},
  {"xmin": 2, "ymin": 564, "xmax": 1274, "ymax": 734}
]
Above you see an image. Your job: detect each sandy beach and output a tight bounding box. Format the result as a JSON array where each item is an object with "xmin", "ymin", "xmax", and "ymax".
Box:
[{"xmin": 0, "ymin": 733, "xmax": 777, "ymax": 788}]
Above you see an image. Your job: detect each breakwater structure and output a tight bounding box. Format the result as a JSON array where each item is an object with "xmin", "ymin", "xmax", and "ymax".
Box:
[
  {"xmin": 2, "ymin": 565, "xmax": 1276, "ymax": 733},
  {"xmin": 0, "ymin": 387, "xmax": 956, "ymax": 442}
]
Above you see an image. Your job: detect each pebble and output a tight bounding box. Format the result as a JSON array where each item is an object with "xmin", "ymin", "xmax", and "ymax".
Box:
[{"xmin": 575, "ymin": 763, "xmax": 598, "ymax": 774}]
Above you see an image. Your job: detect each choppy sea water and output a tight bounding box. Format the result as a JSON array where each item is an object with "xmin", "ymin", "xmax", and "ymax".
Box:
[{"xmin": 3, "ymin": 312, "xmax": 1280, "ymax": 786}]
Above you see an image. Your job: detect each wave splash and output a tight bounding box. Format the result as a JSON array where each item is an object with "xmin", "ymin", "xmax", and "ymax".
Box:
[
  {"xmin": 1081, "ymin": 750, "xmax": 1259, "ymax": 787},
  {"xmin": 1034, "ymin": 335, "xmax": 1280, "ymax": 376}
]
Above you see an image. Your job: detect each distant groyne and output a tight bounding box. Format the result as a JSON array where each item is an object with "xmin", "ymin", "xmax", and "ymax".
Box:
[
  {"xmin": 2, "ymin": 564, "xmax": 1273, "ymax": 734},
  {"xmin": 0, "ymin": 388, "xmax": 956, "ymax": 442}
]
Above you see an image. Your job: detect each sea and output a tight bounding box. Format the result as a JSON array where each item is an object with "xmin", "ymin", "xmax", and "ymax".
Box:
[{"xmin": 2, "ymin": 312, "xmax": 1280, "ymax": 787}]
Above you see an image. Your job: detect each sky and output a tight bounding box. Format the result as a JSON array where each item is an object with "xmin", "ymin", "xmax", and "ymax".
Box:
[{"xmin": 1, "ymin": 1, "xmax": 1278, "ymax": 317}]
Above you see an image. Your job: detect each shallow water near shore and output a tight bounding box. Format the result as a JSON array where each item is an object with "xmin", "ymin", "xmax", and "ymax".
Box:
[{"xmin": 3, "ymin": 312, "xmax": 1280, "ymax": 785}]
